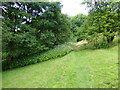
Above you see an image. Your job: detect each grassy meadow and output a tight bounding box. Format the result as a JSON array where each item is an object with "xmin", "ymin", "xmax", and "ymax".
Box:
[{"xmin": 2, "ymin": 45, "xmax": 118, "ymax": 88}]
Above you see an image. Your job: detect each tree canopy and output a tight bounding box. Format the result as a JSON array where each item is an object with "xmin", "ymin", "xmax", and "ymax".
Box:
[
  {"xmin": 81, "ymin": 1, "xmax": 119, "ymax": 43},
  {"xmin": 2, "ymin": 2, "xmax": 73, "ymax": 61},
  {"xmin": 70, "ymin": 14, "xmax": 87, "ymax": 41}
]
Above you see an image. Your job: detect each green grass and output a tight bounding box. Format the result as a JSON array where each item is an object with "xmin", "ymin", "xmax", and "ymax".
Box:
[{"xmin": 2, "ymin": 45, "xmax": 118, "ymax": 88}]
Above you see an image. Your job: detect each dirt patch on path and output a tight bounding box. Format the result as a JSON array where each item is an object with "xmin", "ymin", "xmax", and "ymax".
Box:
[
  {"xmin": 70, "ymin": 40, "xmax": 88, "ymax": 51},
  {"xmin": 74, "ymin": 40, "xmax": 88, "ymax": 46}
]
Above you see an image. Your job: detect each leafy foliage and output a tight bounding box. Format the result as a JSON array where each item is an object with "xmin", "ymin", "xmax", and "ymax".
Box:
[
  {"xmin": 2, "ymin": 43, "xmax": 72, "ymax": 70},
  {"xmin": 84, "ymin": 1, "xmax": 120, "ymax": 43},
  {"xmin": 70, "ymin": 14, "xmax": 87, "ymax": 41},
  {"xmin": 2, "ymin": 2, "xmax": 73, "ymax": 67}
]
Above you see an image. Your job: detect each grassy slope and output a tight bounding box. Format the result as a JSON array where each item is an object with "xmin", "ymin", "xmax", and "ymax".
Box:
[{"xmin": 2, "ymin": 46, "xmax": 118, "ymax": 88}]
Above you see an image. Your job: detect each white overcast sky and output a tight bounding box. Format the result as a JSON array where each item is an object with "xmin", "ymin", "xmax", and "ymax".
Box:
[{"xmin": 60, "ymin": 0, "xmax": 89, "ymax": 16}]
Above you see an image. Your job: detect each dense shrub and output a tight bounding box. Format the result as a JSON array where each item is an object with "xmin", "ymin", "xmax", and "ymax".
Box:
[
  {"xmin": 85, "ymin": 34, "xmax": 110, "ymax": 49},
  {"xmin": 2, "ymin": 43, "xmax": 72, "ymax": 70},
  {"xmin": 2, "ymin": 2, "xmax": 73, "ymax": 65},
  {"xmin": 70, "ymin": 14, "xmax": 87, "ymax": 41},
  {"xmin": 77, "ymin": 36, "xmax": 119, "ymax": 50}
]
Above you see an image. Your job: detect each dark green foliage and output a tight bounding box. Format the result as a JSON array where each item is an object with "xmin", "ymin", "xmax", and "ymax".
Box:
[
  {"xmin": 70, "ymin": 14, "xmax": 87, "ymax": 41},
  {"xmin": 2, "ymin": 24, "xmax": 45, "ymax": 61},
  {"xmin": 2, "ymin": 2, "xmax": 73, "ymax": 69},
  {"xmin": 2, "ymin": 43, "xmax": 72, "ymax": 70},
  {"xmin": 84, "ymin": 1, "xmax": 119, "ymax": 43},
  {"xmin": 73, "ymin": 1, "xmax": 120, "ymax": 49}
]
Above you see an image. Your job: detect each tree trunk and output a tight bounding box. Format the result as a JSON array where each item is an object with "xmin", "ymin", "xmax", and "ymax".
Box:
[{"xmin": 106, "ymin": 36, "xmax": 114, "ymax": 43}]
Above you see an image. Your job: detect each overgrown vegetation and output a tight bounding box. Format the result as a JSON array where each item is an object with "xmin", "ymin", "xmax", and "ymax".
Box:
[
  {"xmin": 70, "ymin": 1, "xmax": 119, "ymax": 49},
  {"xmin": 70, "ymin": 14, "xmax": 87, "ymax": 41},
  {"xmin": 81, "ymin": 1, "xmax": 119, "ymax": 43},
  {"xmin": 2, "ymin": 43, "xmax": 73, "ymax": 70},
  {"xmin": 2, "ymin": 2, "xmax": 73, "ymax": 70},
  {"xmin": 2, "ymin": 1, "xmax": 119, "ymax": 72}
]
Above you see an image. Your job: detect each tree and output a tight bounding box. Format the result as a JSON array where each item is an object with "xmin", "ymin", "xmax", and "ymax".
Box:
[
  {"xmin": 70, "ymin": 14, "xmax": 87, "ymax": 41},
  {"xmin": 2, "ymin": 2, "xmax": 73, "ymax": 62},
  {"xmin": 83, "ymin": 1, "xmax": 120, "ymax": 43}
]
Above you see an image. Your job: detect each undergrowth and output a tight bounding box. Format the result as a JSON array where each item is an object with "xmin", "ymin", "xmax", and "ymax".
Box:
[{"xmin": 2, "ymin": 43, "xmax": 73, "ymax": 70}]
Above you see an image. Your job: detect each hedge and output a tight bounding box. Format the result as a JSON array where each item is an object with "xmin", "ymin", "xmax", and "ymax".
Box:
[{"xmin": 2, "ymin": 43, "xmax": 73, "ymax": 70}]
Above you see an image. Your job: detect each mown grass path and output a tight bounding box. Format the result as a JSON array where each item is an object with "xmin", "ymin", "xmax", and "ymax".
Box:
[{"xmin": 2, "ymin": 46, "xmax": 118, "ymax": 88}]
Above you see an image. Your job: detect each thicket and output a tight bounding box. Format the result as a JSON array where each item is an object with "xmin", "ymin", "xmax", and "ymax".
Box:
[
  {"xmin": 2, "ymin": 43, "xmax": 72, "ymax": 70},
  {"xmin": 71, "ymin": 1, "xmax": 119, "ymax": 49},
  {"xmin": 70, "ymin": 14, "xmax": 87, "ymax": 41},
  {"xmin": 2, "ymin": 2, "xmax": 73, "ymax": 70}
]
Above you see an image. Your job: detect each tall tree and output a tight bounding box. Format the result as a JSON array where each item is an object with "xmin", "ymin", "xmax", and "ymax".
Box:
[
  {"xmin": 2, "ymin": 2, "xmax": 73, "ymax": 62},
  {"xmin": 83, "ymin": 1, "xmax": 120, "ymax": 43},
  {"xmin": 70, "ymin": 14, "xmax": 87, "ymax": 41}
]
